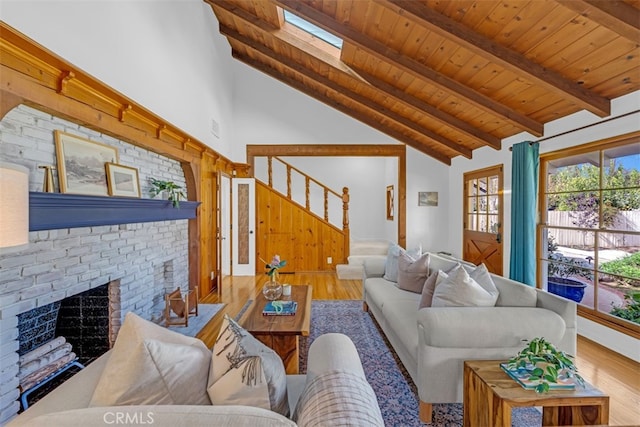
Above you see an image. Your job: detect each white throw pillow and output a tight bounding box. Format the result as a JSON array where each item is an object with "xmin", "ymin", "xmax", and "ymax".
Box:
[
  {"xmin": 419, "ymin": 263, "xmax": 461, "ymax": 308},
  {"xmin": 89, "ymin": 312, "xmax": 211, "ymax": 407},
  {"xmin": 396, "ymin": 251, "xmax": 430, "ymax": 293},
  {"xmin": 208, "ymin": 314, "xmax": 289, "ymax": 417},
  {"xmin": 432, "ymin": 266, "xmax": 498, "ymax": 307},
  {"xmin": 383, "ymin": 244, "xmax": 421, "ymax": 282},
  {"xmin": 468, "ymin": 263, "xmax": 499, "ymax": 305}
]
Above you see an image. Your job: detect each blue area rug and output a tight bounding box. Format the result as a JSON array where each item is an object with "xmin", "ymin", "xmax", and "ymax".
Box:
[{"xmin": 299, "ymin": 300, "xmax": 542, "ymax": 427}]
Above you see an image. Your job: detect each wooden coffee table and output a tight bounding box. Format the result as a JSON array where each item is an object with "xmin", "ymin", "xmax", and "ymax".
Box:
[
  {"xmin": 238, "ymin": 285, "xmax": 312, "ymax": 374},
  {"xmin": 463, "ymin": 360, "xmax": 609, "ymax": 427}
]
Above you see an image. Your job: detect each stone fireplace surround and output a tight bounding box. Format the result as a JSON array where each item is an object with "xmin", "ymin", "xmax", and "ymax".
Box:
[{"xmin": 0, "ymin": 105, "xmax": 190, "ymax": 423}]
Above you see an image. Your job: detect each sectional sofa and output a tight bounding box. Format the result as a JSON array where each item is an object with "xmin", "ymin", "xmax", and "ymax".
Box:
[{"xmin": 362, "ymin": 251, "xmax": 577, "ymax": 423}]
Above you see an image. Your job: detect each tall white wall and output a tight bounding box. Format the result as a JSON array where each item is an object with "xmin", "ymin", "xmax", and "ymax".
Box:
[
  {"xmin": 447, "ymin": 91, "xmax": 640, "ymax": 361},
  {"xmin": 0, "ymin": 0, "xmax": 235, "ymax": 158},
  {"xmin": 232, "ymin": 64, "xmax": 450, "ymax": 247}
]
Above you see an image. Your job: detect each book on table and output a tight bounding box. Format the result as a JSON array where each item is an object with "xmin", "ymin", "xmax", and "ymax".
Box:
[
  {"xmin": 500, "ymin": 363, "xmax": 576, "ymax": 390},
  {"xmin": 263, "ymin": 301, "xmax": 297, "ymax": 316}
]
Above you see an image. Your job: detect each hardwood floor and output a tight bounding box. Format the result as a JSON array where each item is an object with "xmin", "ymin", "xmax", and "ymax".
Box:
[{"xmin": 198, "ymin": 272, "xmax": 640, "ymax": 426}]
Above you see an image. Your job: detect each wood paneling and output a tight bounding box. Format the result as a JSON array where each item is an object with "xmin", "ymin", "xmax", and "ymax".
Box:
[
  {"xmin": 256, "ymin": 181, "xmax": 346, "ymax": 272},
  {"xmin": 207, "ymin": 0, "xmax": 640, "ymax": 164}
]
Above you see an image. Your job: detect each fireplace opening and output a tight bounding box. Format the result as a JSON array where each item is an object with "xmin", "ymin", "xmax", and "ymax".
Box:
[{"xmin": 15, "ymin": 280, "xmax": 120, "ymax": 410}]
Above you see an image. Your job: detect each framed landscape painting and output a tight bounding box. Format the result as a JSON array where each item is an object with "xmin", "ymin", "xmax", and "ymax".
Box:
[
  {"xmin": 55, "ymin": 130, "xmax": 119, "ymax": 196},
  {"xmin": 106, "ymin": 163, "xmax": 140, "ymax": 197}
]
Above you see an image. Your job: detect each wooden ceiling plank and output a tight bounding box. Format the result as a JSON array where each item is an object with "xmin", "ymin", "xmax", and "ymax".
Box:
[
  {"xmin": 351, "ymin": 65, "xmax": 501, "ymax": 148},
  {"xmin": 377, "ymin": 0, "xmax": 611, "ymax": 117},
  {"xmin": 221, "ymin": 24, "xmax": 471, "ymax": 158},
  {"xmin": 273, "ymin": 0, "xmax": 543, "ymax": 136},
  {"xmin": 235, "ymin": 52, "xmax": 453, "ymax": 164},
  {"xmin": 555, "ymin": 0, "xmax": 640, "ymax": 42}
]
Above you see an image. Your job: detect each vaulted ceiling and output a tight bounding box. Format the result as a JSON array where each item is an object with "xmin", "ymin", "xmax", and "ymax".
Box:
[{"xmin": 206, "ymin": 0, "xmax": 640, "ymax": 164}]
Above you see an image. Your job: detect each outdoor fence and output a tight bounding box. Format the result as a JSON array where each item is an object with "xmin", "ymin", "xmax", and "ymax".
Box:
[{"xmin": 548, "ymin": 211, "xmax": 640, "ymax": 248}]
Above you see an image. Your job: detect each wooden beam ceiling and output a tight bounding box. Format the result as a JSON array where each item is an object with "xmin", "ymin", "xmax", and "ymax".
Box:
[{"xmin": 206, "ymin": 0, "xmax": 640, "ymax": 164}]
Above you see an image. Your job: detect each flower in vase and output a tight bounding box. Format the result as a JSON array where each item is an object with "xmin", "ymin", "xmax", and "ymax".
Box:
[{"xmin": 265, "ymin": 254, "xmax": 287, "ymax": 282}]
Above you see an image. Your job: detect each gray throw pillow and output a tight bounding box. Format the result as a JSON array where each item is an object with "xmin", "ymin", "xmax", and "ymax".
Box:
[
  {"xmin": 397, "ymin": 251, "xmax": 430, "ymax": 293},
  {"xmin": 383, "ymin": 244, "xmax": 421, "ymax": 282}
]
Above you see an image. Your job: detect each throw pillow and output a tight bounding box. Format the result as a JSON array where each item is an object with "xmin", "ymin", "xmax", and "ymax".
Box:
[
  {"xmin": 89, "ymin": 312, "xmax": 211, "ymax": 407},
  {"xmin": 396, "ymin": 251, "xmax": 430, "ymax": 293},
  {"xmin": 383, "ymin": 244, "xmax": 421, "ymax": 282},
  {"xmin": 418, "ymin": 263, "xmax": 461, "ymax": 308},
  {"xmin": 432, "ymin": 266, "xmax": 498, "ymax": 307},
  {"xmin": 208, "ymin": 314, "xmax": 289, "ymax": 417},
  {"xmin": 468, "ymin": 263, "xmax": 499, "ymax": 305}
]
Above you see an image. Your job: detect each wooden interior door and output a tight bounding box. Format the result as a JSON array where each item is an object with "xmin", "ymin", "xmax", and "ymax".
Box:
[
  {"xmin": 232, "ymin": 177, "xmax": 255, "ymax": 276},
  {"xmin": 463, "ymin": 165, "xmax": 503, "ymax": 275}
]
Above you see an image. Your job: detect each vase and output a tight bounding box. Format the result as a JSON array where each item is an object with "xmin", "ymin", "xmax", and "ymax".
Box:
[
  {"xmin": 263, "ymin": 280, "xmax": 283, "ymax": 301},
  {"xmin": 547, "ymin": 277, "xmax": 587, "ymax": 303}
]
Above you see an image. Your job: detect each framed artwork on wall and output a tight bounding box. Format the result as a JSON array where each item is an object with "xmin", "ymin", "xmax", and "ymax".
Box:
[
  {"xmin": 419, "ymin": 191, "xmax": 438, "ymax": 207},
  {"xmin": 386, "ymin": 185, "xmax": 394, "ymax": 220},
  {"xmin": 54, "ymin": 130, "xmax": 119, "ymax": 196},
  {"xmin": 106, "ymin": 163, "xmax": 140, "ymax": 198}
]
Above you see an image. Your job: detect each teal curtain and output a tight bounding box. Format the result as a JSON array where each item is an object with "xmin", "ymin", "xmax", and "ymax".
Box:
[{"xmin": 509, "ymin": 141, "xmax": 539, "ymax": 286}]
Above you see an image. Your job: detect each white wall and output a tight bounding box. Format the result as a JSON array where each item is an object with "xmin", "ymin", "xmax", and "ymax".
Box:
[
  {"xmin": 232, "ymin": 64, "xmax": 450, "ymax": 247},
  {"xmin": 448, "ymin": 91, "xmax": 640, "ymax": 361},
  {"xmin": 0, "ymin": 0, "xmax": 236, "ymax": 157}
]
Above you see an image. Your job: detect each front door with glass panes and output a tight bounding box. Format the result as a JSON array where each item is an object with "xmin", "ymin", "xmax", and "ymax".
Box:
[{"xmin": 463, "ymin": 165, "xmax": 504, "ymax": 275}]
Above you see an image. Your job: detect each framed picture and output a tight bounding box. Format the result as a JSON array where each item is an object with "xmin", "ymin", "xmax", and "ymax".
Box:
[
  {"xmin": 106, "ymin": 163, "xmax": 140, "ymax": 198},
  {"xmin": 386, "ymin": 185, "xmax": 394, "ymax": 220},
  {"xmin": 55, "ymin": 130, "xmax": 119, "ymax": 196},
  {"xmin": 419, "ymin": 191, "xmax": 438, "ymax": 207}
]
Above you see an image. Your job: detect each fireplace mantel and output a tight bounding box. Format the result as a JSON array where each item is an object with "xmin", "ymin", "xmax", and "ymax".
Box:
[{"xmin": 29, "ymin": 192, "xmax": 200, "ymax": 231}]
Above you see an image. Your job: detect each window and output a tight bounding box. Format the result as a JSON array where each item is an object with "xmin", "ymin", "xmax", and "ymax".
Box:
[
  {"xmin": 538, "ymin": 133, "xmax": 640, "ymax": 337},
  {"xmin": 283, "ymin": 10, "xmax": 343, "ymax": 49}
]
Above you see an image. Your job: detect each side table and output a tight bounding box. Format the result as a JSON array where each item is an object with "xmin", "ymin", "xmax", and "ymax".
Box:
[{"xmin": 463, "ymin": 360, "xmax": 609, "ymax": 427}]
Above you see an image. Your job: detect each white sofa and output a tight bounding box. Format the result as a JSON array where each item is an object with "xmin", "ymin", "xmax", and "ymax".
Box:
[
  {"xmin": 8, "ymin": 333, "xmax": 383, "ymax": 427},
  {"xmin": 362, "ymin": 251, "xmax": 577, "ymax": 423}
]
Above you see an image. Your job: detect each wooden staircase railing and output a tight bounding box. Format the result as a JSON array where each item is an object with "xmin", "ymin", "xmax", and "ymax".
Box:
[
  {"xmin": 259, "ymin": 156, "xmax": 350, "ymax": 268},
  {"xmin": 267, "ymin": 157, "xmax": 349, "ymax": 229}
]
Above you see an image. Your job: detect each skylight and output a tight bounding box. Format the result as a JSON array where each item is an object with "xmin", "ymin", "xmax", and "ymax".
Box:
[{"xmin": 283, "ymin": 10, "xmax": 343, "ymax": 50}]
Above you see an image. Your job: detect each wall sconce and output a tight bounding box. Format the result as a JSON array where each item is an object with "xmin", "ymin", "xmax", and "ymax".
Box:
[{"xmin": 0, "ymin": 162, "xmax": 29, "ymax": 249}]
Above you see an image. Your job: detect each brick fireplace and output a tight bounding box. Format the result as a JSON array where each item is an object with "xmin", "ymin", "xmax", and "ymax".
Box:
[{"xmin": 0, "ymin": 105, "xmax": 190, "ymax": 423}]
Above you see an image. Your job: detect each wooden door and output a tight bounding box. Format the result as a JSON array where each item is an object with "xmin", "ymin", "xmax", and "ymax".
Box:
[
  {"xmin": 232, "ymin": 178, "xmax": 256, "ymax": 276},
  {"xmin": 463, "ymin": 165, "xmax": 503, "ymax": 275}
]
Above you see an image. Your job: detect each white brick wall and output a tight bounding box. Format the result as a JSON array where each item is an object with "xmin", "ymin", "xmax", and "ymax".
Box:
[{"xmin": 0, "ymin": 105, "xmax": 190, "ymax": 424}]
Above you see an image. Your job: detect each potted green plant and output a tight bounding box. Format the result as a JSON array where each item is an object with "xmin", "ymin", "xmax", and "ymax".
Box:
[
  {"xmin": 148, "ymin": 178, "xmax": 186, "ymax": 208},
  {"xmin": 505, "ymin": 337, "xmax": 584, "ymax": 393},
  {"xmin": 547, "ymin": 236, "xmax": 592, "ymax": 303}
]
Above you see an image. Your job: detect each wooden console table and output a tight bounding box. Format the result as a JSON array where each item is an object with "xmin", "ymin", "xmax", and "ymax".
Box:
[
  {"xmin": 238, "ymin": 285, "xmax": 312, "ymax": 374},
  {"xmin": 463, "ymin": 360, "xmax": 609, "ymax": 427}
]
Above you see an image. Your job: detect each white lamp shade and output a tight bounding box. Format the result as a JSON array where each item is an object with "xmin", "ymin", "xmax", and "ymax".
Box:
[{"xmin": 0, "ymin": 163, "xmax": 29, "ymax": 248}]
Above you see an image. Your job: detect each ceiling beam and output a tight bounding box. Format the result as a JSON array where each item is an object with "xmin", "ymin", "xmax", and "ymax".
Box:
[
  {"xmin": 273, "ymin": 0, "xmax": 544, "ymax": 137},
  {"xmin": 219, "ymin": 24, "xmax": 473, "ymax": 158},
  {"xmin": 378, "ymin": 0, "xmax": 611, "ymax": 117},
  {"xmin": 555, "ymin": 0, "xmax": 640, "ymax": 42},
  {"xmin": 214, "ymin": 1, "xmax": 492, "ymax": 151},
  {"xmin": 350, "ymin": 65, "xmax": 502, "ymax": 149},
  {"xmin": 231, "ymin": 49, "xmax": 452, "ymax": 165}
]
